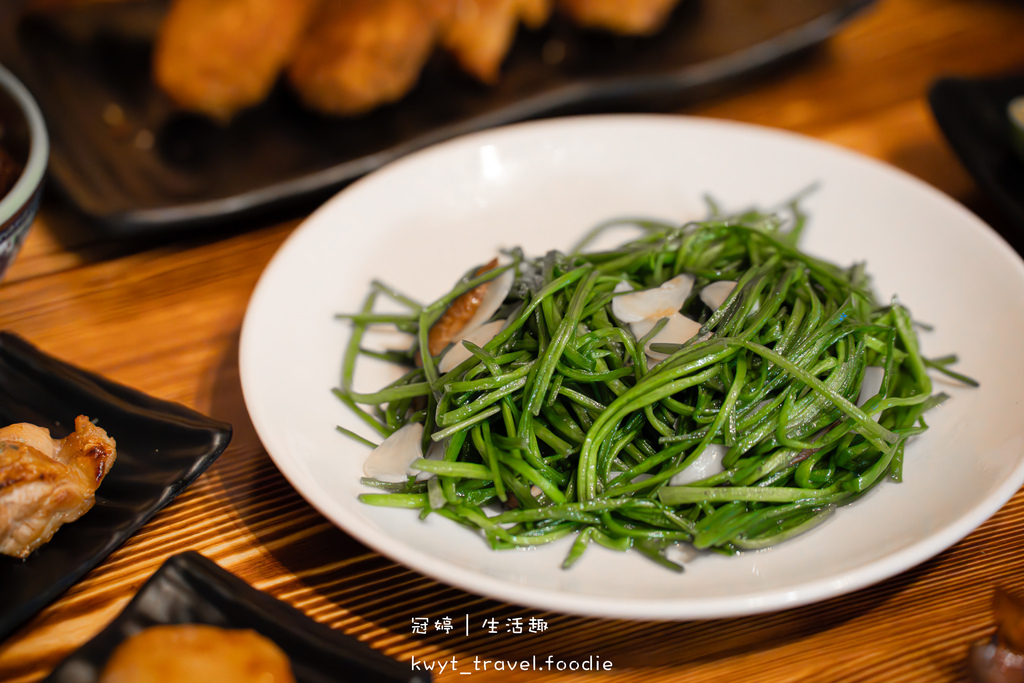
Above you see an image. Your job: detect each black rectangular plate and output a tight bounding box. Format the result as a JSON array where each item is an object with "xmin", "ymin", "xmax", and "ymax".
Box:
[
  {"xmin": 929, "ymin": 71, "xmax": 1024, "ymax": 232},
  {"xmin": 42, "ymin": 551, "xmax": 429, "ymax": 683},
  {"xmin": 0, "ymin": 332, "xmax": 232, "ymax": 643},
  {"xmin": 0, "ymin": 0, "xmax": 874, "ymax": 236}
]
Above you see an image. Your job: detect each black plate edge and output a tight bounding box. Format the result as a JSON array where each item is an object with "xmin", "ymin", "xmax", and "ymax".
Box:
[
  {"xmin": 0, "ymin": 331, "xmax": 227, "ymax": 430},
  {"xmin": 0, "ymin": 332, "xmax": 233, "ymax": 643},
  {"xmin": 101, "ymin": 0, "xmax": 876, "ymax": 235},
  {"xmin": 928, "ymin": 71, "xmax": 1024, "ymax": 232},
  {"xmin": 42, "ymin": 551, "xmax": 431, "ymax": 683}
]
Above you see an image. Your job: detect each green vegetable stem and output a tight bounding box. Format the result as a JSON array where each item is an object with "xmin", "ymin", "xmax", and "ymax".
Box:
[{"xmin": 335, "ymin": 199, "xmax": 974, "ymax": 571}]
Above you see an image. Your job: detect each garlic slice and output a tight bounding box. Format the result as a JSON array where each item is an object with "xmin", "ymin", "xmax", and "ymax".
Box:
[
  {"xmin": 438, "ymin": 318, "xmax": 507, "ymax": 374},
  {"xmin": 858, "ymin": 366, "xmax": 886, "ymax": 407},
  {"xmin": 612, "ymin": 275, "xmax": 702, "ymax": 363},
  {"xmin": 669, "ymin": 443, "xmax": 729, "ymax": 486},
  {"xmin": 459, "ymin": 267, "xmax": 514, "ymax": 339},
  {"xmin": 857, "ymin": 365, "xmax": 886, "ymax": 422},
  {"xmin": 611, "ymin": 274, "xmax": 694, "ymax": 323},
  {"xmin": 415, "ymin": 440, "xmax": 446, "ymax": 482},
  {"xmin": 363, "ymin": 422, "xmax": 423, "ymax": 483},
  {"xmin": 631, "ymin": 312, "xmax": 702, "ymax": 361},
  {"xmin": 700, "ymin": 280, "xmax": 737, "ymax": 311}
]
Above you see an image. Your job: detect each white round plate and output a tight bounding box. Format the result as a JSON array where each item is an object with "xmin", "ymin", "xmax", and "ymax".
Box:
[{"xmin": 240, "ymin": 115, "xmax": 1024, "ymax": 620}]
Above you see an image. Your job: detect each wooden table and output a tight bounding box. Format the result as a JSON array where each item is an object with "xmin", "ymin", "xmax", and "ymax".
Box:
[{"xmin": 2, "ymin": 0, "xmax": 1024, "ymax": 680}]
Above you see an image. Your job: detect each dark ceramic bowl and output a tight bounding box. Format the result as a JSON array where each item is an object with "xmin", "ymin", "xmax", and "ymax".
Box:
[{"xmin": 0, "ymin": 62, "xmax": 47, "ymax": 280}]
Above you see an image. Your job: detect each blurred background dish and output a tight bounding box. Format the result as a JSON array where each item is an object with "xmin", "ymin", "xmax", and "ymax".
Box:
[
  {"xmin": 42, "ymin": 551, "xmax": 428, "ymax": 683},
  {"xmin": 929, "ymin": 70, "xmax": 1024, "ymax": 232},
  {"xmin": 0, "ymin": 62, "xmax": 47, "ymax": 282},
  {"xmin": 0, "ymin": 0, "xmax": 873, "ymax": 236}
]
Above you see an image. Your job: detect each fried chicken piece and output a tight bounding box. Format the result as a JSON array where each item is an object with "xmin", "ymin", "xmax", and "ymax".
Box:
[
  {"xmin": 153, "ymin": 0, "xmax": 320, "ymax": 123},
  {"xmin": 440, "ymin": 0, "xmax": 552, "ymax": 84},
  {"xmin": 424, "ymin": 0, "xmax": 459, "ymax": 22},
  {"xmin": 287, "ymin": 0, "xmax": 441, "ymax": 117},
  {"xmin": 557, "ymin": 0, "xmax": 682, "ymax": 35},
  {"xmin": 0, "ymin": 416, "xmax": 117, "ymax": 559},
  {"xmin": 100, "ymin": 625, "xmax": 295, "ymax": 683},
  {"xmin": 517, "ymin": 0, "xmax": 553, "ymax": 28},
  {"xmin": 440, "ymin": 0, "xmax": 517, "ymax": 85}
]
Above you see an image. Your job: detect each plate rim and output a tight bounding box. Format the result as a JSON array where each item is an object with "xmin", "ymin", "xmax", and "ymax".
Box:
[{"xmin": 240, "ymin": 113, "xmax": 1024, "ymax": 620}]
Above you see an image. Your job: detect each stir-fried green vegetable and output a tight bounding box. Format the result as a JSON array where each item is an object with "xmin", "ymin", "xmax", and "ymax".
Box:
[{"xmin": 334, "ymin": 200, "xmax": 974, "ymax": 571}]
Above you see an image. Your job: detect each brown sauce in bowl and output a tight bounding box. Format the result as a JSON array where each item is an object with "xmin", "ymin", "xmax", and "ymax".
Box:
[{"xmin": 0, "ymin": 143, "xmax": 21, "ymax": 198}]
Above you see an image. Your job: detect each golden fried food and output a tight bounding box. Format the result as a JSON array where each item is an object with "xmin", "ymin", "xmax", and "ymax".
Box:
[
  {"xmin": 131, "ymin": 0, "xmax": 677, "ymax": 120},
  {"xmin": 440, "ymin": 0, "xmax": 515, "ymax": 85},
  {"xmin": 99, "ymin": 625, "xmax": 295, "ymax": 683},
  {"xmin": 153, "ymin": 0, "xmax": 320, "ymax": 123},
  {"xmin": 557, "ymin": 0, "xmax": 682, "ymax": 35},
  {"xmin": 0, "ymin": 416, "xmax": 116, "ymax": 559},
  {"xmin": 440, "ymin": 0, "xmax": 551, "ymax": 84},
  {"xmin": 424, "ymin": 0, "xmax": 459, "ymax": 22},
  {"xmin": 517, "ymin": 0, "xmax": 553, "ymax": 28},
  {"xmin": 287, "ymin": 0, "xmax": 440, "ymax": 117}
]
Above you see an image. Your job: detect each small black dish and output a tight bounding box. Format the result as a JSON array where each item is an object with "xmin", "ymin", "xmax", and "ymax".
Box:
[
  {"xmin": 0, "ymin": 332, "xmax": 232, "ymax": 642},
  {"xmin": 0, "ymin": 0, "xmax": 874, "ymax": 236},
  {"xmin": 929, "ymin": 71, "xmax": 1024, "ymax": 231},
  {"xmin": 42, "ymin": 551, "xmax": 428, "ymax": 683}
]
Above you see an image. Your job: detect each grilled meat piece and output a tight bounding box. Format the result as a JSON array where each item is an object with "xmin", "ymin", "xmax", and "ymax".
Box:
[
  {"xmin": 0, "ymin": 416, "xmax": 117, "ymax": 559},
  {"xmin": 557, "ymin": 0, "xmax": 682, "ymax": 35},
  {"xmin": 153, "ymin": 0, "xmax": 320, "ymax": 122},
  {"xmin": 440, "ymin": 0, "xmax": 553, "ymax": 84},
  {"xmin": 287, "ymin": 0, "xmax": 441, "ymax": 117}
]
